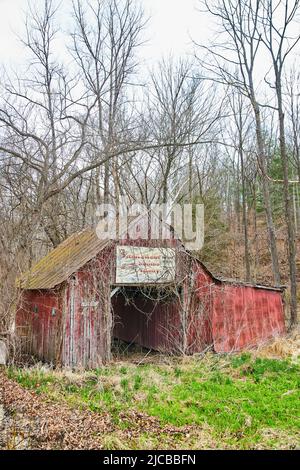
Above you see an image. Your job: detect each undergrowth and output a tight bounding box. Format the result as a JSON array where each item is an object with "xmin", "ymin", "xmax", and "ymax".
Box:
[{"xmin": 6, "ymin": 353, "xmax": 300, "ymax": 449}]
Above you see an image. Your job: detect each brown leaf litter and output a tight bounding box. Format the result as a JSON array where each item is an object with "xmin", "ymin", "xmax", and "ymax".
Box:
[
  {"xmin": 0, "ymin": 369, "xmax": 215, "ymax": 450},
  {"xmin": 0, "ymin": 369, "xmax": 114, "ymax": 449}
]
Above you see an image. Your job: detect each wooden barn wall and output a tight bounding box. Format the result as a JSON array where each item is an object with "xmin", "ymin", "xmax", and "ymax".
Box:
[
  {"xmin": 188, "ymin": 262, "xmax": 214, "ymax": 353},
  {"xmin": 16, "ymin": 288, "xmax": 63, "ymax": 363},
  {"xmin": 212, "ymin": 284, "xmax": 286, "ymax": 352},
  {"xmin": 62, "ymin": 246, "xmax": 113, "ymax": 368}
]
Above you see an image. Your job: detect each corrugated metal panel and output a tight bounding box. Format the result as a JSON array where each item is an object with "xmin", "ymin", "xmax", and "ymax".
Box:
[
  {"xmin": 188, "ymin": 263, "xmax": 214, "ymax": 353},
  {"xmin": 212, "ymin": 284, "xmax": 286, "ymax": 352},
  {"xmin": 112, "ymin": 291, "xmax": 181, "ymax": 352}
]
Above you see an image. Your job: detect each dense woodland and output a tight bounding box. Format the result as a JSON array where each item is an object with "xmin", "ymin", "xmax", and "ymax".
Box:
[{"xmin": 0, "ymin": 0, "xmax": 300, "ymax": 334}]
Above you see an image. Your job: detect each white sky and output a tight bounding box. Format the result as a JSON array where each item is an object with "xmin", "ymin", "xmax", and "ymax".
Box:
[
  {"xmin": 0, "ymin": 0, "xmax": 211, "ymax": 67},
  {"xmin": 141, "ymin": 0, "xmax": 211, "ymax": 61},
  {"xmin": 0, "ymin": 0, "xmax": 298, "ymax": 87}
]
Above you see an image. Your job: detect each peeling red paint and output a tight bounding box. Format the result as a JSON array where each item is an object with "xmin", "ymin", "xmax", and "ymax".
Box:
[{"xmin": 16, "ymin": 288, "xmax": 63, "ymax": 362}]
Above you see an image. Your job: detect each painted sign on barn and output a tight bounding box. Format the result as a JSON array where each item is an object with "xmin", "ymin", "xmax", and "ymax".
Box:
[{"xmin": 115, "ymin": 246, "xmax": 176, "ymax": 284}]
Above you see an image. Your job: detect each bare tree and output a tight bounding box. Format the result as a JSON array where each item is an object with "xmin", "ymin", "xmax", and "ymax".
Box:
[
  {"xmin": 0, "ymin": 0, "xmax": 92, "ymax": 249},
  {"xmin": 228, "ymin": 90, "xmax": 254, "ymax": 281},
  {"xmin": 71, "ymin": 0, "xmax": 146, "ymax": 206},
  {"xmin": 259, "ymin": 0, "xmax": 300, "ymax": 327},
  {"xmin": 287, "ymin": 68, "xmax": 300, "ymax": 183},
  {"xmin": 286, "ymin": 68, "xmax": 300, "ymax": 233},
  {"xmin": 198, "ymin": 0, "xmax": 281, "ymax": 285}
]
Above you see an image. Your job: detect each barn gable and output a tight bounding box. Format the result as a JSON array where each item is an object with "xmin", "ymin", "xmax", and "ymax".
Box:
[
  {"xmin": 17, "ymin": 211, "xmax": 179, "ymax": 290},
  {"xmin": 17, "ymin": 229, "xmax": 108, "ymax": 290}
]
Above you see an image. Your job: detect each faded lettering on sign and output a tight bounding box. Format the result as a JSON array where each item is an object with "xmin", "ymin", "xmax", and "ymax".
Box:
[{"xmin": 116, "ymin": 246, "xmax": 175, "ymax": 284}]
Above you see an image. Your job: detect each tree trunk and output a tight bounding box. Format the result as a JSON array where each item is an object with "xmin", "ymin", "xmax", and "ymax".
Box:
[
  {"xmin": 276, "ymin": 77, "xmax": 297, "ymax": 327},
  {"xmin": 253, "ymin": 103, "xmax": 281, "ymax": 285},
  {"xmin": 239, "ymin": 135, "xmax": 251, "ymax": 282}
]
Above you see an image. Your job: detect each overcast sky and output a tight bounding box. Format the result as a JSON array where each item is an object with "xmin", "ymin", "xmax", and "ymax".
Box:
[
  {"xmin": 0, "ymin": 0, "xmax": 212, "ymax": 67},
  {"xmin": 0, "ymin": 0, "xmax": 299, "ymax": 89}
]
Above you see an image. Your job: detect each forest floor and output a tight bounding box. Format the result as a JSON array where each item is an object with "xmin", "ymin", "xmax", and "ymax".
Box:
[{"xmin": 0, "ymin": 335, "xmax": 299, "ymax": 450}]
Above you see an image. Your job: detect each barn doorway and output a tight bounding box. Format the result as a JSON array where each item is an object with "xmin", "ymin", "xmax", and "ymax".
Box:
[{"xmin": 111, "ymin": 285, "xmax": 181, "ymax": 357}]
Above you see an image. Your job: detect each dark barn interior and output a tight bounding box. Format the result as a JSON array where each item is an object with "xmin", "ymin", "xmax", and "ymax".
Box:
[{"xmin": 112, "ymin": 286, "xmax": 181, "ymax": 353}]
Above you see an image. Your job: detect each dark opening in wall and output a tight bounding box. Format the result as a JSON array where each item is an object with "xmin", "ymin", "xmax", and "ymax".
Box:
[{"xmin": 113, "ymin": 285, "xmax": 181, "ymax": 304}]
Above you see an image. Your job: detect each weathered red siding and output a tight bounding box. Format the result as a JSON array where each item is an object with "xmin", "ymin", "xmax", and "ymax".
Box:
[
  {"xmin": 16, "ymin": 289, "xmax": 63, "ymax": 362},
  {"xmin": 63, "ymin": 276, "xmax": 100, "ymax": 368},
  {"xmin": 63, "ymin": 247, "xmax": 113, "ymax": 368},
  {"xmin": 187, "ymin": 263, "xmax": 214, "ymax": 353},
  {"xmin": 16, "ymin": 219, "xmax": 286, "ymax": 368},
  {"xmin": 212, "ymin": 284, "xmax": 285, "ymax": 352}
]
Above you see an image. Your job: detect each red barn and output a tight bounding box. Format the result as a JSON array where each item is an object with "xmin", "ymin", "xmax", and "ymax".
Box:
[{"xmin": 16, "ymin": 216, "xmax": 286, "ymax": 368}]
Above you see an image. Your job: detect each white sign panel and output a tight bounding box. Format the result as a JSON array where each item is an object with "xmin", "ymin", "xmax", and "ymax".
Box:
[{"xmin": 116, "ymin": 246, "xmax": 176, "ymax": 284}]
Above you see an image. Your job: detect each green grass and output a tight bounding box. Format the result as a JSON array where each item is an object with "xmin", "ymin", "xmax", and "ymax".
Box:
[{"xmin": 6, "ymin": 353, "xmax": 300, "ymax": 449}]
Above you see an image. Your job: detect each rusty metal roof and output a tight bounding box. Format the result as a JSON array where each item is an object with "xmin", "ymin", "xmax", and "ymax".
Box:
[
  {"xmin": 17, "ymin": 229, "xmax": 109, "ymax": 290},
  {"xmin": 193, "ymin": 258, "xmax": 285, "ymax": 292}
]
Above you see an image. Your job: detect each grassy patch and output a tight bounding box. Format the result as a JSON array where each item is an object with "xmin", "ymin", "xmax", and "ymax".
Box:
[{"xmin": 6, "ymin": 354, "xmax": 300, "ymax": 449}]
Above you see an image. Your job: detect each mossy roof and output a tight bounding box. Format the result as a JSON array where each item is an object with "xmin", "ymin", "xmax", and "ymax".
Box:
[{"xmin": 17, "ymin": 228, "xmax": 108, "ymax": 290}]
